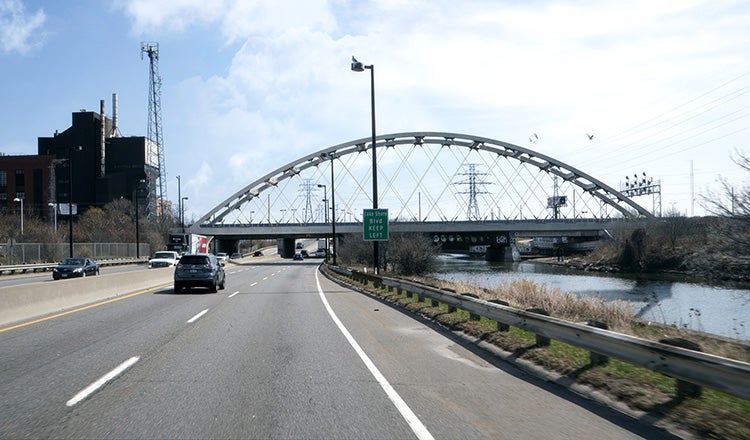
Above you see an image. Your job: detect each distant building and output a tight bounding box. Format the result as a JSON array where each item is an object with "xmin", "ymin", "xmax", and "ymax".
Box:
[
  {"xmin": 0, "ymin": 98, "xmax": 164, "ymax": 223},
  {"xmin": 35, "ymin": 104, "xmax": 160, "ymax": 218},
  {"xmin": 0, "ymin": 154, "xmax": 55, "ymax": 217}
]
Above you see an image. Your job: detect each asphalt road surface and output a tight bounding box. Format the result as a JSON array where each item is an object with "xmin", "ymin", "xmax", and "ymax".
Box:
[{"xmin": 0, "ymin": 259, "xmax": 677, "ymax": 439}]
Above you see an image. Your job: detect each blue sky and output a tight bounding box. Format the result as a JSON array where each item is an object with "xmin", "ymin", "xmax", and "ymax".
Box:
[{"xmin": 1, "ymin": 0, "xmax": 749, "ymax": 220}]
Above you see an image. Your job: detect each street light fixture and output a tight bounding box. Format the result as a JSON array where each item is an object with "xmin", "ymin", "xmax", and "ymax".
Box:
[
  {"xmin": 13, "ymin": 197, "xmax": 23, "ymax": 235},
  {"xmin": 67, "ymin": 145, "xmax": 83, "ymax": 258},
  {"xmin": 351, "ymin": 56, "xmax": 379, "ymax": 273}
]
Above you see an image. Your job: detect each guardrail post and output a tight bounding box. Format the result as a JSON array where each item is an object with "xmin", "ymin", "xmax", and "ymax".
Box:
[
  {"xmin": 488, "ymin": 299, "xmax": 510, "ymax": 331},
  {"xmin": 586, "ymin": 320, "xmax": 609, "ymax": 365},
  {"xmin": 430, "ymin": 298, "xmax": 440, "ymax": 307},
  {"xmin": 462, "ymin": 293, "xmax": 481, "ymax": 320},
  {"xmin": 526, "ymin": 308, "xmax": 551, "ymax": 347},
  {"xmin": 659, "ymin": 337, "xmax": 703, "ymax": 398}
]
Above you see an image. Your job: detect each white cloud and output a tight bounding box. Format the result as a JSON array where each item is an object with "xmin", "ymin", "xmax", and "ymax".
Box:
[
  {"xmin": 118, "ymin": 0, "xmax": 750, "ymax": 218},
  {"xmin": 0, "ymin": 0, "xmax": 46, "ymax": 54}
]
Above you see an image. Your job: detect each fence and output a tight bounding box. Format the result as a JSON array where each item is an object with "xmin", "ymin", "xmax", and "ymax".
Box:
[{"xmin": 0, "ymin": 242, "xmax": 151, "ymax": 264}]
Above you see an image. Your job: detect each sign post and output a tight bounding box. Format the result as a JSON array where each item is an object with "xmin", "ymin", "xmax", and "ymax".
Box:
[{"xmin": 363, "ymin": 208, "xmax": 389, "ymax": 241}]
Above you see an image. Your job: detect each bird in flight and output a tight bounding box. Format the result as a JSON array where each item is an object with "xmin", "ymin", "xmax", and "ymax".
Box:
[{"xmin": 587, "ymin": 133, "xmax": 594, "ymax": 140}]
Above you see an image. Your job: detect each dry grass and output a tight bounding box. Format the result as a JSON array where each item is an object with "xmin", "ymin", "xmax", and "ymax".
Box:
[{"xmin": 412, "ymin": 276, "xmax": 635, "ymax": 333}]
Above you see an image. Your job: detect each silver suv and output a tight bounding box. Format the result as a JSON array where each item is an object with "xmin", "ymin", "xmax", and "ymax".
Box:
[{"xmin": 174, "ymin": 253, "xmax": 226, "ymax": 293}]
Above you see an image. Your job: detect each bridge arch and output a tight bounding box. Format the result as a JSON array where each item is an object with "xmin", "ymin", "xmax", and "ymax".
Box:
[{"xmin": 191, "ymin": 131, "xmax": 652, "ymax": 230}]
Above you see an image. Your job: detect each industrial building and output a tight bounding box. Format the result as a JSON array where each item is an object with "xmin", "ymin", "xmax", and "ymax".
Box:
[{"xmin": 1, "ymin": 96, "xmax": 162, "ymax": 222}]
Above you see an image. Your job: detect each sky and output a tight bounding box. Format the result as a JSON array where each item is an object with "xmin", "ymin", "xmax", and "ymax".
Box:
[{"xmin": 1, "ymin": 0, "xmax": 749, "ymax": 221}]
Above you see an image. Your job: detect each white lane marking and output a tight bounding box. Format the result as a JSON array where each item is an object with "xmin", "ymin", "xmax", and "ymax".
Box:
[
  {"xmin": 187, "ymin": 309, "xmax": 209, "ymax": 323},
  {"xmin": 66, "ymin": 356, "xmax": 140, "ymax": 407},
  {"xmin": 314, "ymin": 271, "xmax": 434, "ymax": 440},
  {"xmin": 262, "ymin": 277, "xmax": 268, "ymax": 281},
  {"xmin": 228, "ymin": 291, "xmax": 239, "ymax": 298},
  {"xmin": 250, "ymin": 282, "xmax": 258, "ymax": 287}
]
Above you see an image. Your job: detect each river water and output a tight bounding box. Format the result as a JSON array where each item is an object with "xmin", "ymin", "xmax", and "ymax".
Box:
[{"xmin": 430, "ymin": 254, "xmax": 750, "ymax": 341}]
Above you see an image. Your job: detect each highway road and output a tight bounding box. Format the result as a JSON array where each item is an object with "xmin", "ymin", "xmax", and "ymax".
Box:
[{"xmin": 0, "ymin": 258, "xmax": 677, "ymax": 439}]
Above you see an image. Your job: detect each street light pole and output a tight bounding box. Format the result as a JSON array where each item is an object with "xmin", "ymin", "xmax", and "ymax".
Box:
[
  {"xmin": 48, "ymin": 202, "xmax": 57, "ymax": 232},
  {"xmin": 329, "ymin": 154, "xmax": 336, "ymax": 265},
  {"xmin": 13, "ymin": 197, "xmax": 23, "ymax": 235},
  {"xmin": 181, "ymin": 197, "xmax": 188, "ymax": 230},
  {"xmin": 317, "ymin": 183, "xmax": 329, "ymax": 259},
  {"xmin": 351, "ymin": 56, "xmax": 379, "ymax": 273},
  {"xmin": 177, "ymin": 175, "xmax": 182, "ymax": 231},
  {"xmin": 67, "ymin": 146, "xmax": 82, "ymax": 258}
]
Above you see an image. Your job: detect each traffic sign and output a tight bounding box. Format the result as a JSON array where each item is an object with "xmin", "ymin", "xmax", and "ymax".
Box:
[{"xmin": 363, "ymin": 209, "xmax": 389, "ymax": 241}]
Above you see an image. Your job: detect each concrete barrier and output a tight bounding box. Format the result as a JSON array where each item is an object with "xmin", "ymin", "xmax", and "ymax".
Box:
[{"xmin": 0, "ymin": 268, "xmax": 174, "ymax": 327}]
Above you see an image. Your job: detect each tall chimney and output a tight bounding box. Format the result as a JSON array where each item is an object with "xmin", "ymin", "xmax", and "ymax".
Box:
[
  {"xmin": 100, "ymin": 99, "xmax": 106, "ymax": 177},
  {"xmin": 112, "ymin": 93, "xmax": 118, "ymax": 137}
]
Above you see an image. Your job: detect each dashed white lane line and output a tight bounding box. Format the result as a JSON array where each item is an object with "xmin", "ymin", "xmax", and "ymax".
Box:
[
  {"xmin": 250, "ymin": 282, "xmax": 257, "ymax": 287},
  {"xmin": 228, "ymin": 291, "xmax": 239, "ymax": 298},
  {"xmin": 66, "ymin": 356, "xmax": 140, "ymax": 407},
  {"xmin": 187, "ymin": 309, "xmax": 209, "ymax": 323},
  {"xmin": 314, "ymin": 270, "xmax": 434, "ymax": 440}
]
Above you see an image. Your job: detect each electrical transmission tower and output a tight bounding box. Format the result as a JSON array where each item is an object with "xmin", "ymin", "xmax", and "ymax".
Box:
[
  {"xmin": 141, "ymin": 42, "xmax": 167, "ymax": 216},
  {"xmin": 454, "ymin": 163, "xmax": 491, "ymax": 220},
  {"xmin": 300, "ymin": 179, "xmax": 316, "ymax": 223}
]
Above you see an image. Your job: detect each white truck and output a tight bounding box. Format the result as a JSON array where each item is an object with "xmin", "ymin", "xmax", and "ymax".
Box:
[{"xmin": 148, "ymin": 251, "xmax": 180, "ymax": 268}]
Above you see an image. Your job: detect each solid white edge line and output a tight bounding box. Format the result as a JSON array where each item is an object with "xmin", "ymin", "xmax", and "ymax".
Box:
[
  {"xmin": 314, "ymin": 270, "xmax": 435, "ymax": 440},
  {"xmin": 66, "ymin": 356, "xmax": 140, "ymax": 407},
  {"xmin": 187, "ymin": 309, "xmax": 209, "ymax": 323},
  {"xmin": 229, "ymin": 291, "xmax": 239, "ymax": 298}
]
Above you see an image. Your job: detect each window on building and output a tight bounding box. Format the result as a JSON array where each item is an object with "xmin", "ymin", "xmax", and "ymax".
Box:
[
  {"xmin": 15, "ymin": 169, "xmax": 25, "ymax": 188},
  {"xmin": 0, "ymin": 170, "xmax": 7, "ymax": 188}
]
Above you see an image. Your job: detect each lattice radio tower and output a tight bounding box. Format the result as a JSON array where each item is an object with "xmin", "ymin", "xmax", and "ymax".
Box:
[
  {"xmin": 454, "ymin": 163, "xmax": 491, "ymax": 220},
  {"xmin": 141, "ymin": 42, "xmax": 167, "ymax": 216}
]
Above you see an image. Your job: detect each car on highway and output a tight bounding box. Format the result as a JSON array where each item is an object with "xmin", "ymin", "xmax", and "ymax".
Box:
[
  {"xmin": 174, "ymin": 253, "xmax": 226, "ymax": 293},
  {"xmin": 313, "ymin": 249, "xmax": 327, "ymax": 258},
  {"xmin": 293, "ymin": 252, "xmax": 304, "ymax": 261},
  {"xmin": 252, "ymin": 250, "xmax": 263, "ymax": 257},
  {"xmin": 148, "ymin": 251, "xmax": 180, "ymax": 268},
  {"xmin": 230, "ymin": 252, "xmax": 243, "ymax": 260},
  {"xmin": 295, "ymin": 242, "xmax": 303, "ymax": 249},
  {"xmin": 216, "ymin": 252, "xmax": 229, "ymax": 262},
  {"xmin": 52, "ymin": 258, "xmax": 100, "ymax": 280},
  {"xmin": 300, "ymin": 249, "xmax": 309, "ymax": 257}
]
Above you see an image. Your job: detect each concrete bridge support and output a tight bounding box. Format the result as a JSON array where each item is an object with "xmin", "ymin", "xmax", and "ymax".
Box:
[
  {"xmin": 484, "ymin": 244, "xmax": 516, "ymax": 262},
  {"xmin": 278, "ymin": 238, "xmax": 296, "ymax": 259}
]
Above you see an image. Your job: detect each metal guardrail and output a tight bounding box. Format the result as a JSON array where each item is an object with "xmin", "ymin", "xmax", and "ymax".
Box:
[
  {"xmin": 0, "ymin": 258, "xmax": 148, "ymax": 276},
  {"xmin": 327, "ymin": 265, "xmax": 750, "ymax": 400}
]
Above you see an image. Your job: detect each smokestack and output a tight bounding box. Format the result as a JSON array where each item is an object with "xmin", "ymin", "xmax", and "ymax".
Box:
[
  {"xmin": 112, "ymin": 93, "xmax": 118, "ymax": 137},
  {"xmin": 100, "ymin": 99, "xmax": 106, "ymax": 177}
]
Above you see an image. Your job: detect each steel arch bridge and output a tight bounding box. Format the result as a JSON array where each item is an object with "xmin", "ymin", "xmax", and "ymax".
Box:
[{"xmin": 189, "ymin": 131, "xmax": 652, "ymax": 233}]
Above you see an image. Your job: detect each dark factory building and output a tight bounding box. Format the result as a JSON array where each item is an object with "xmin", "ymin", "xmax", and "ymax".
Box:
[{"xmin": 1, "ymin": 97, "xmax": 160, "ymax": 221}]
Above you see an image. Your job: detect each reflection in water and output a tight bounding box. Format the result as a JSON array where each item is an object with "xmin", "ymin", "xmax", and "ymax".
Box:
[{"xmin": 431, "ymin": 255, "xmax": 750, "ymax": 341}]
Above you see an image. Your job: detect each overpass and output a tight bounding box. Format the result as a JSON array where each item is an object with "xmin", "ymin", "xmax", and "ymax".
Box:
[{"xmin": 185, "ymin": 132, "xmax": 652, "ymax": 257}]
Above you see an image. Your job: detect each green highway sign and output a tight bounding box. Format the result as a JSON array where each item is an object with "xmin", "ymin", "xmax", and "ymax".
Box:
[{"xmin": 363, "ymin": 208, "xmax": 389, "ymax": 241}]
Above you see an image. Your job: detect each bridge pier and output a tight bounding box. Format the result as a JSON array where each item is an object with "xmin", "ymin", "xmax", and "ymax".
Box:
[
  {"xmin": 484, "ymin": 245, "xmax": 516, "ymax": 262},
  {"xmin": 279, "ymin": 238, "xmax": 296, "ymax": 258}
]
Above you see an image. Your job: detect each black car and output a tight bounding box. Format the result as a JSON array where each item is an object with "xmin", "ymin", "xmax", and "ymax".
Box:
[
  {"xmin": 252, "ymin": 250, "xmax": 263, "ymax": 257},
  {"xmin": 174, "ymin": 253, "xmax": 226, "ymax": 293},
  {"xmin": 52, "ymin": 258, "xmax": 100, "ymax": 280}
]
